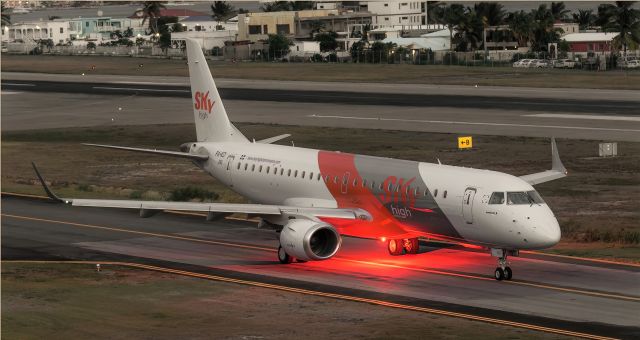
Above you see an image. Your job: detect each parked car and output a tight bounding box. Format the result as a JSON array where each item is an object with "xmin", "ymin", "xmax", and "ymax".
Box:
[
  {"xmin": 618, "ymin": 56, "xmax": 638, "ymax": 68},
  {"xmin": 554, "ymin": 59, "xmax": 576, "ymax": 69},
  {"xmin": 532, "ymin": 59, "xmax": 550, "ymax": 68},
  {"xmin": 623, "ymin": 60, "xmax": 640, "ymax": 69},
  {"xmin": 512, "ymin": 59, "xmax": 531, "ymax": 68}
]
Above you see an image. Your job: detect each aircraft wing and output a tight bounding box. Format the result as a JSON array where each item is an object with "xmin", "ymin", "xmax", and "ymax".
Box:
[
  {"xmin": 519, "ymin": 138, "xmax": 568, "ymax": 185},
  {"xmin": 31, "ymin": 163, "xmax": 371, "ymax": 222}
]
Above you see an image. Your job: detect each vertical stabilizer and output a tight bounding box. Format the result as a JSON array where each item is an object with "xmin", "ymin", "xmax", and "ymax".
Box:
[{"xmin": 185, "ymin": 38, "xmax": 247, "ymax": 143}]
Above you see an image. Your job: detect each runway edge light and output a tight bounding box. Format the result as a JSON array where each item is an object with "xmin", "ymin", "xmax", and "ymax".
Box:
[{"xmin": 458, "ymin": 136, "xmax": 473, "ymax": 149}]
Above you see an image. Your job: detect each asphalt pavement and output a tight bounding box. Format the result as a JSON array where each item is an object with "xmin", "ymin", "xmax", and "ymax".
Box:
[{"xmin": 3, "ymin": 196, "xmax": 639, "ymax": 339}]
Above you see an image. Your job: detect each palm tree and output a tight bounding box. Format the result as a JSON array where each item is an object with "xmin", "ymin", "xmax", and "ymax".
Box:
[
  {"xmin": 551, "ymin": 2, "xmax": 570, "ymax": 22},
  {"xmin": 426, "ymin": 1, "xmax": 444, "ymax": 26},
  {"xmin": 605, "ymin": 1, "xmax": 640, "ymax": 57},
  {"xmin": 454, "ymin": 7, "xmax": 483, "ymax": 52},
  {"xmin": 506, "ymin": 10, "xmax": 533, "ymax": 48},
  {"xmin": 211, "ymin": 1, "xmax": 235, "ymax": 22},
  {"xmin": 595, "ymin": 3, "xmax": 616, "ymax": 28},
  {"xmin": 572, "ymin": 9, "xmax": 594, "ymax": 30},
  {"xmin": 529, "ymin": 4, "xmax": 561, "ymax": 52},
  {"xmin": 289, "ymin": 1, "xmax": 314, "ymax": 11},
  {"xmin": 141, "ymin": 1, "xmax": 165, "ymax": 34},
  {"xmin": 441, "ymin": 4, "xmax": 465, "ymax": 51},
  {"xmin": 474, "ymin": 2, "xmax": 505, "ymax": 27},
  {"xmin": 1, "ymin": 3, "xmax": 11, "ymax": 27},
  {"xmin": 261, "ymin": 1, "xmax": 290, "ymax": 12}
]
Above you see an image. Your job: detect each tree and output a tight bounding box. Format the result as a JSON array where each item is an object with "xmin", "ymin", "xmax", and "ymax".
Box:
[
  {"xmin": 86, "ymin": 42, "xmax": 96, "ymax": 50},
  {"xmin": 211, "ymin": 1, "xmax": 235, "ymax": 22},
  {"xmin": 141, "ymin": 1, "xmax": 165, "ymax": 34},
  {"xmin": 261, "ymin": 1, "xmax": 290, "ymax": 12},
  {"xmin": 572, "ymin": 9, "xmax": 594, "ymax": 30},
  {"xmin": 605, "ymin": 1, "xmax": 640, "ymax": 57},
  {"xmin": 314, "ymin": 31, "xmax": 338, "ymax": 52},
  {"xmin": 441, "ymin": 4, "xmax": 465, "ymax": 51},
  {"xmin": 1, "ymin": 3, "xmax": 11, "ymax": 27},
  {"xmin": 551, "ymin": 2, "xmax": 570, "ymax": 22},
  {"xmin": 507, "ymin": 10, "xmax": 533, "ymax": 48},
  {"xmin": 595, "ymin": 3, "xmax": 616, "ymax": 28},
  {"xmin": 426, "ymin": 1, "xmax": 444, "ymax": 26},
  {"xmin": 454, "ymin": 7, "xmax": 483, "ymax": 52},
  {"xmin": 267, "ymin": 33, "xmax": 292, "ymax": 59},
  {"xmin": 289, "ymin": 1, "xmax": 314, "ymax": 11},
  {"xmin": 124, "ymin": 27, "xmax": 134, "ymax": 38},
  {"xmin": 308, "ymin": 19, "xmax": 325, "ymax": 38},
  {"xmin": 474, "ymin": 2, "xmax": 505, "ymax": 27}
]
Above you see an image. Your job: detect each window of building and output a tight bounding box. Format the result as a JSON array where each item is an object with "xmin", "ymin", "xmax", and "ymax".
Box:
[
  {"xmin": 384, "ymin": 17, "xmax": 389, "ymax": 21},
  {"xmin": 85, "ymin": 22, "xmax": 89, "ymax": 27},
  {"xmin": 276, "ymin": 24, "xmax": 290, "ymax": 35},
  {"xmin": 384, "ymin": 3, "xmax": 388, "ymax": 7},
  {"xmin": 263, "ymin": 25, "xmax": 268, "ymax": 34},
  {"xmin": 248, "ymin": 25, "xmax": 261, "ymax": 34},
  {"xmin": 60, "ymin": 27, "xmax": 64, "ymax": 33}
]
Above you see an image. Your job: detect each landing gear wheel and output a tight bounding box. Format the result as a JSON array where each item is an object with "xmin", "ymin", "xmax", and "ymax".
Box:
[
  {"xmin": 278, "ymin": 246, "xmax": 292, "ymax": 264},
  {"xmin": 388, "ymin": 239, "xmax": 404, "ymax": 256},
  {"xmin": 403, "ymin": 238, "xmax": 419, "ymax": 254},
  {"xmin": 504, "ymin": 267, "xmax": 513, "ymax": 280},
  {"xmin": 494, "ymin": 267, "xmax": 505, "ymax": 281}
]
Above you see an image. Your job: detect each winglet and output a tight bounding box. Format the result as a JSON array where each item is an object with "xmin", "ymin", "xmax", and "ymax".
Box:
[
  {"xmin": 31, "ymin": 162, "xmax": 66, "ymax": 203},
  {"xmin": 551, "ymin": 137, "xmax": 567, "ymax": 175}
]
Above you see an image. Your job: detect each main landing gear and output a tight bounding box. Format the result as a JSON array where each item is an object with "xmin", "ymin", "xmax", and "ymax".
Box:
[
  {"xmin": 492, "ymin": 248, "xmax": 514, "ymax": 281},
  {"xmin": 387, "ymin": 238, "xmax": 420, "ymax": 256}
]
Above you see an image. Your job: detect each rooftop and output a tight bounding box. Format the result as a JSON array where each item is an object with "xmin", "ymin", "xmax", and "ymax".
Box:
[{"xmin": 562, "ymin": 32, "xmax": 619, "ymax": 42}]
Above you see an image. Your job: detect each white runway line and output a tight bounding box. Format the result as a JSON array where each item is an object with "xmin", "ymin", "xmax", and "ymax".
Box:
[
  {"xmin": 2, "ymin": 83, "xmax": 35, "ymax": 86},
  {"xmin": 92, "ymin": 86, "xmax": 190, "ymax": 93},
  {"xmin": 523, "ymin": 114, "xmax": 640, "ymax": 122},
  {"xmin": 1, "ymin": 91, "xmax": 24, "ymax": 95},
  {"xmin": 308, "ymin": 115, "xmax": 640, "ymax": 133}
]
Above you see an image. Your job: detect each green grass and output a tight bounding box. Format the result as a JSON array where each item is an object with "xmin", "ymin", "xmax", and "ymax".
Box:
[
  {"xmin": 2, "ymin": 263, "xmax": 571, "ymax": 340},
  {"xmin": 3, "ymin": 54, "xmax": 640, "ymax": 89}
]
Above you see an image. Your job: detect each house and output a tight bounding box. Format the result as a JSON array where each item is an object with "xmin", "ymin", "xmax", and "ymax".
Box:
[
  {"xmin": 562, "ymin": 32, "xmax": 619, "ymax": 56},
  {"xmin": 382, "ymin": 28, "xmax": 451, "ymax": 51},
  {"xmin": 365, "ymin": 1, "xmax": 424, "ymax": 27},
  {"xmin": 4, "ymin": 21, "xmax": 70, "ymax": 45}
]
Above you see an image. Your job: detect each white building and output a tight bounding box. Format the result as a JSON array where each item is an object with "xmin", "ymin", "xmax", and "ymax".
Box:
[
  {"xmin": 290, "ymin": 40, "xmax": 321, "ymax": 57},
  {"xmin": 4, "ymin": 20, "xmax": 71, "ymax": 44},
  {"xmin": 171, "ymin": 30, "xmax": 238, "ymax": 50},
  {"xmin": 365, "ymin": 1, "xmax": 423, "ymax": 27},
  {"xmin": 382, "ymin": 28, "xmax": 451, "ymax": 51}
]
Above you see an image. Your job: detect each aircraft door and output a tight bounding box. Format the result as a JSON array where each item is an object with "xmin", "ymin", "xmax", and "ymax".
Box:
[
  {"xmin": 462, "ymin": 188, "xmax": 476, "ymax": 224},
  {"xmin": 225, "ymin": 154, "xmax": 235, "ymax": 187},
  {"xmin": 341, "ymin": 172, "xmax": 350, "ymax": 194}
]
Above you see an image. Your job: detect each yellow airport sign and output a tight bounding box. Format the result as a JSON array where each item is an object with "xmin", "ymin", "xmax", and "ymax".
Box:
[{"xmin": 458, "ymin": 136, "xmax": 473, "ymax": 149}]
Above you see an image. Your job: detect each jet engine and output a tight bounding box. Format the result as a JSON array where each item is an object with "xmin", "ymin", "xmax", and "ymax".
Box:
[{"xmin": 279, "ymin": 219, "xmax": 342, "ymax": 261}]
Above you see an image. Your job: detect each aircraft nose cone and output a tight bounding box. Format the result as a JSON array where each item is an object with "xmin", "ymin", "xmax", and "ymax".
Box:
[{"xmin": 535, "ymin": 213, "xmax": 561, "ymax": 248}]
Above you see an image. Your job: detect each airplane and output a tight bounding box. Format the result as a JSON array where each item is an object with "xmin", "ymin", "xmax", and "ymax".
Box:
[{"xmin": 33, "ymin": 38, "xmax": 567, "ymax": 281}]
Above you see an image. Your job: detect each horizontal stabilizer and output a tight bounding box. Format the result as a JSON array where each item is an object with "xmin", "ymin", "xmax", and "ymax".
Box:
[
  {"xmin": 520, "ymin": 137, "xmax": 567, "ymax": 185},
  {"xmin": 83, "ymin": 143, "xmax": 209, "ymax": 161},
  {"xmin": 256, "ymin": 134, "xmax": 291, "ymax": 144}
]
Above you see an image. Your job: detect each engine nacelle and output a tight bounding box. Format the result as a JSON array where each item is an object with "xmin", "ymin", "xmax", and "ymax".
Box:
[{"xmin": 279, "ymin": 219, "xmax": 342, "ymax": 261}]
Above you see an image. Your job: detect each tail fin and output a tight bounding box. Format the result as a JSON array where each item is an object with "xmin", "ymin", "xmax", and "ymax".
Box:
[{"xmin": 185, "ymin": 38, "xmax": 247, "ymax": 143}]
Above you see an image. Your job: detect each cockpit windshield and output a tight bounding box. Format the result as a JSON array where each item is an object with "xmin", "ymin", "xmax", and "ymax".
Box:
[
  {"xmin": 489, "ymin": 192, "xmax": 505, "ymax": 204},
  {"xmin": 507, "ymin": 191, "xmax": 545, "ymax": 205}
]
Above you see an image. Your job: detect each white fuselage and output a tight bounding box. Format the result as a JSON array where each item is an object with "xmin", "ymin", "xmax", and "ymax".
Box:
[{"xmin": 190, "ymin": 141, "xmax": 561, "ymax": 251}]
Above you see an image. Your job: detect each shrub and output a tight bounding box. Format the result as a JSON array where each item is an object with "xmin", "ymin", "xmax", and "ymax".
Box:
[{"xmin": 168, "ymin": 186, "xmax": 219, "ymax": 202}]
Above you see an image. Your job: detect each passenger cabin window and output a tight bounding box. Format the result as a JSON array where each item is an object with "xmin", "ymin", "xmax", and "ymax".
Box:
[
  {"xmin": 507, "ymin": 191, "xmax": 545, "ymax": 205},
  {"xmin": 301, "ymin": 171, "xmax": 305, "ymax": 178},
  {"xmin": 251, "ymin": 164, "xmax": 255, "ymax": 171},
  {"xmin": 443, "ymin": 190, "xmax": 447, "ymax": 198},
  {"xmin": 294, "ymin": 170, "xmax": 298, "ymax": 178},
  {"xmin": 434, "ymin": 189, "xmax": 438, "ymax": 197},
  {"xmin": 259, "ymin": 165, "xmax": 263, "ymax": 172},
  {"xmin": 489, "ymin": 192, "xmax": 505, "ymax": 204},
  {"xmin": 237, "ymin": 163, "xmax": 241, "ymax": 170},
  {"xmin": 288, "ymin": 169, "xmax": 291, "ymax": 176},
  {"xmin": 244, "ymin": 164, "xmax": 248, "ymax": 171}
]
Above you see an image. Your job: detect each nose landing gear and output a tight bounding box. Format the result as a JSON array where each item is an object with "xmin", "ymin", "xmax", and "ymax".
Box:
[{"xmin": 491, "ymin": 248, "xmax": 514, "ymax": 281}]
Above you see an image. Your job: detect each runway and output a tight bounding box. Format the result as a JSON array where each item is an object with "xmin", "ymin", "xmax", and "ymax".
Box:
[
  {"xmin": 2, "ymin": 73, "xmax": 640, "ymax": 141},
  {"xmin": 3, "ymin": 196, "xmax": 639, "ymax": 339}
]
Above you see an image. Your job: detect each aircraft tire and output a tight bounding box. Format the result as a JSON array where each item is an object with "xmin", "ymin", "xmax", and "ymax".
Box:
[
  {"xmin": 388, "ymin": 239, "xmax": 403, "ymax": 256},
  {"xmin": 278, "ymin": 246, "xmax": 293, "ymax": 264},
  {"xmin": 494, "ymin": 267, "xmax": 505, "ymax": 281},
  {"xmin": 504, "ymin": 267, "xmax": 513, "ymax": 280}
]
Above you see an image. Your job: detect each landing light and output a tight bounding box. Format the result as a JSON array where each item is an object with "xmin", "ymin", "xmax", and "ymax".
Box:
[{"xmin": 380, "ymin": 237, "xmax": 387, "ymax": 242}]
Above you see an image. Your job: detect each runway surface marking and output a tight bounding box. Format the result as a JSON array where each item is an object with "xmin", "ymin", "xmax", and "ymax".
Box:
[
  {"xmin": 92, "ymin": 86, "xmax": 190, "ymax": 93},
  {"xmin": 2, "ymin": 83, "xmax": 35, "ymax": 86},
  {"xmin": 0, "ymin": 260, "xmax": 618, "ymax": 340},
  {"xmin": 524, "ymin": 114, "xmax": 640, "ymax": 122},
  {"xmin": 3, "ymin": 192, "xmax": 639, "ymax": 270},
  {"xmin": 4, "ymin": 212, "xmax": 638, "ymax": 303},
  {"xmin": 308, "ymin": 114, "xmax": 640, "ymax": 133}
]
